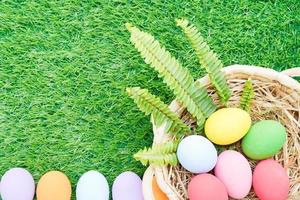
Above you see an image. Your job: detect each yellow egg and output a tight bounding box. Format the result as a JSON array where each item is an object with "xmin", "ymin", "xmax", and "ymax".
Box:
[{"xmin": 205, "ymin": 108, "xmax": 251, "ymax": 145}]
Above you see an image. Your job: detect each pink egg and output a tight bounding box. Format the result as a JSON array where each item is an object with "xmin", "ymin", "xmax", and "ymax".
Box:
[
  {"xmin": 214, "ymin": 150, "xmax": 252, "ymax": 199},
  {"xmin": 253, "ymin": 159, "xmax": 289, "ymax": 200},
  {"xmin": 0, "ymin": 168, "xmax": 35, "ymax": 200},
  {"xmin": 112, "ymin": 171, "xmax": 143, "ymax": 200},
  {"xmin": 188, "ymin": 173, "xmax": 228, "ymax": 200}
]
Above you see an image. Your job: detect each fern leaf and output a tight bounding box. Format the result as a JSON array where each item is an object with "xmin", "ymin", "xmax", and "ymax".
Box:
[
  {"xmin": 126, "ymin": 87, "xmax": 191, "ymax": 136},
  {"xmin": 240, "ymin": 79, "xmax": 254, "ymax": 112},
  {"xmin": 134, "ymin": 141, "xmax": 179, "ymax": 166},
  {"xmin": 176, "ymin": 19, "xmax": 231, "ymax": 104},
  {"xmin": 125, "ymin": 23, "xmax": 216, "ymax": 129}
]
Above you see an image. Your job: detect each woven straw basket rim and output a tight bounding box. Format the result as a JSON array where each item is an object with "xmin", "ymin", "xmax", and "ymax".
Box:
[{"xmin": 142, "ymin": 65, "xmax": 300, "ymax": 200}]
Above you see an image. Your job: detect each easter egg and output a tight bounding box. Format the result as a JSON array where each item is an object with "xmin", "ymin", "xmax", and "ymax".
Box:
[
  {"xmin": 0, "ymin": 168, "xmax": 35, "ymax": 200},
  {"xmin": 205, "ymin": 108, "xmax": 251, "ymax": 145},
  {"xmin": 76, "ymin": 170, "xmax": 109, "ymax": 200},
  {"xmin": 253, "ymin": 159, "xmax": 289, "ymax": 200},
  {"xmin": 112, "ymin": 171, "xmax": 143, "ymax": 200},
  {"xmin": 214, "ymin": 150, "xmax": 252, "ymax": 199},
  {"xmin": 36, "ymin": 171, "xmax": 71, "ymax": 200},
  {"xmin": 188, "ymin": 173, "xmax": 228, "ymax": 200},
  {"xmin": 152, "ymin": 177, "xmax": 168, "ymax": 200},
  {"xmin": 242, "ymin": 120, "xmax": 286, "ymax": 160},
  {"xmin": 177, "ymin": 135, "xmax": 217, "ymax": 173}
]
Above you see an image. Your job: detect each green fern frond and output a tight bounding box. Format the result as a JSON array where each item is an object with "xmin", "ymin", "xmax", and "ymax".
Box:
[
  {"xmin": 239, "ymin": 79, "xmax": 254, "ymax": 112},
  {"xmin": 134, "ymin": 141, "xmax": 179, "ymax": 166},
  {"xmin": 126, "ymin": 87, "xmax": 191, "ymax": 136},
  {"xmin": 125, "ymin": 23, "xmax": 217, "ymax": 129},
  {"xmin": 176, "ymin": 19, "xmax": 231, "ymax": 104}
]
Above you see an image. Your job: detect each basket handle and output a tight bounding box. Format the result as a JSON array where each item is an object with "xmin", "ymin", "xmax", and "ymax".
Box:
[{"xmin": 281, "ymin": 68, "xmax": 300, "ymax": 77}]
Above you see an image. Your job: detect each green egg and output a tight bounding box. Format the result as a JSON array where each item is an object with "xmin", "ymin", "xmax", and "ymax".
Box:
[{"xmin": 242, "ymin": 120, "xmax": 286, "ymax": 160}]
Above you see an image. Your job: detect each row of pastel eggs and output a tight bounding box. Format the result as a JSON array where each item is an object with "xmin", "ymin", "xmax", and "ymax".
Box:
[
  {"xmin": 0, "ymin": 169, "xmax": 144, "ymax": 200},
  {"xmin": 176, "ymin": 108, "xmax": 288, "ymax": 200}
]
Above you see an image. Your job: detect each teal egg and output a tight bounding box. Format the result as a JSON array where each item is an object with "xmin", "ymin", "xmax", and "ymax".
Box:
[{"xmin": 242, "ymin": 120, "xmax": 286, "ymax": 160}]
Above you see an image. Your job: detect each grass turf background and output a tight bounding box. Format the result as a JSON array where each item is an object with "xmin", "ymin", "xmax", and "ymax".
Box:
[{"xmin": 0, "ymin": 0, "xmax": 299, "ymax": 199}]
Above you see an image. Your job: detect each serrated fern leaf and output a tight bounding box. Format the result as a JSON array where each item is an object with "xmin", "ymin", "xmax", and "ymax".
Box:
[
  {"xmin": 176, "ymin": 19, "xmax": 231, "ymax": 104},
  {"xmin": 240, "ymin": 79, "xmax": 254, "ymax": 112},
  {"xmin": 126, "ymin": 23, "xmax": 216, "ymax": 129},
  {"xmin": 134, "ymin": 141, "xmax": 179, "ymax": 166},
  {"xmin": 126, "ymin": 87, "xmax": 191, "ymax": 136}
]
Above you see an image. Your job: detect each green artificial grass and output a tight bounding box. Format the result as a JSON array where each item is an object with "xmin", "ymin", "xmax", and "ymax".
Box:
[{"xmin": 0, "ymin": 0, "xmax": 299, "ymax": 199}]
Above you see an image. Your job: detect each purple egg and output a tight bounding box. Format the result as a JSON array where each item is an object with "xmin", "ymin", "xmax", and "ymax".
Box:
[
  {"xmin": 112, "ymin": 171, "xmax": 143, "ymax": 200},
  {"xmin": 0, "ymin": 168, "xmax": 35, "ymax": 200}
]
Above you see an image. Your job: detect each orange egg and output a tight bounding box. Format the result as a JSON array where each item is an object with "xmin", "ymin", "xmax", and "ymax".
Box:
[
  {"xmin": 37, "ymin": 171, "xmax": 72, "ymax": 200},
  {"xmin": 152, "ymin": 176, "xmax": 168, "ymax": 200}
]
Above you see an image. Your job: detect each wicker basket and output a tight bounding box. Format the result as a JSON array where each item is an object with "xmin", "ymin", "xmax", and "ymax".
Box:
[{"xmin": 142, "ymin": 65, "xmax": 300, "ymax": 200}]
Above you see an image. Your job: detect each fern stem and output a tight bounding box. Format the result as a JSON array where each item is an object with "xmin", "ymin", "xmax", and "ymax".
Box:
[
  {"xmin": 126, "ymin": 23, "xmax": 217, "ymax": 129},
  {"xmin": 239, "ymin": 79, "xmax": 254, "ymax": 112},
  {"xmin": 126, "ymin": 87, "xmax": 191, "ymax": 136},
  {"xmin": 176, "ymin": 19, "xmax": 231, "ymax": 105},
  {"xmin": 134, "ymin": 141, "xmax": 179, "ymax": 166}
]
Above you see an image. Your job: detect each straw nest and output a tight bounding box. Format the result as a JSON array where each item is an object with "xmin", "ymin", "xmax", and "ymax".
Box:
[{"xmin": 143, "ymin": 65, "xmax": 300, "ymax": 200}]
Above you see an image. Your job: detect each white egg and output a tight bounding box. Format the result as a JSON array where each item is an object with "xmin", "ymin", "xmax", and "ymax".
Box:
[
  {"xmin": 177, "ymin": 135, "xmax": 218, "ymax": 173},
  {"xmin": 76, "ymin": 170, "xmax": 109, "ymax": 200}
]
